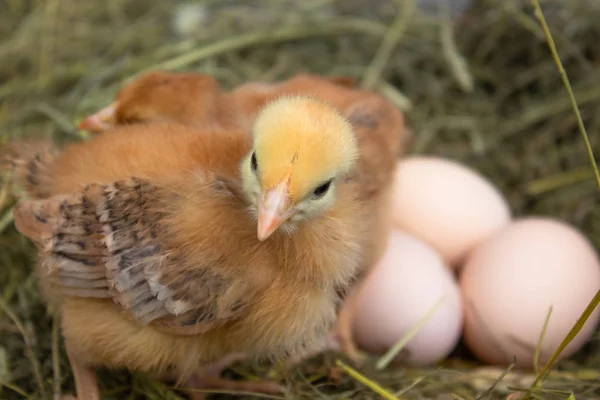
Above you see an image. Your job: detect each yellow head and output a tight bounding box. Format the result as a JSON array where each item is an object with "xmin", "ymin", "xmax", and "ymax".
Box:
[{"xmin": 241, "ymin": 96, "xmax": 359, "ymax": 241}]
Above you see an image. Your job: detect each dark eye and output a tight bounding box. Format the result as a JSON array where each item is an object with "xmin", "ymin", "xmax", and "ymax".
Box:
[
  {"xmin": 312, "ymin": 180, "xmax": 332, "ymax": 199},
  {"xmin": 250, "ymin": 152, "xmax": 258, "ymax": 173}
]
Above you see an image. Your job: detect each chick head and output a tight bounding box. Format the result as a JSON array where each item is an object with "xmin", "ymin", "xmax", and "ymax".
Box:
[
  {"xmin": 241, "ymin": 95, "xmax": 359, "ymax": 241},
  {"xmin": 78, "ymin": 71, "xmax": 222, "ymax": 132}
]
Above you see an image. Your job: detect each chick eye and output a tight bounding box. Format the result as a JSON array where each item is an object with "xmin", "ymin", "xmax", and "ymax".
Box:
[
  {"xmin": 312, "ymin": 180, "xmax": 332, "ymax": 199},
  {"xmin": 250, "ymin": 152, "xmax": 258, "ymax": 173}
]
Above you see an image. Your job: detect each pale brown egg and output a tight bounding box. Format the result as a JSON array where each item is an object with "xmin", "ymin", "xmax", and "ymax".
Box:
[
  {"xmin": 460, "ymin": 217, "xmax": 600, "ymax": 369},
  {"xmin": 391, "ymin": 156, "xmax": 511, "ymax": 269},
  {"xmin": 353, "ymin": 229, "xmax": 463, "ymax": 366}
]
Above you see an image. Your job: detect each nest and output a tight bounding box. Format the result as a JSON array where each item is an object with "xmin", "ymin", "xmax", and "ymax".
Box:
[{"xmin": 0, "ymin": 0, "xmax": 599, "ymax": 398}]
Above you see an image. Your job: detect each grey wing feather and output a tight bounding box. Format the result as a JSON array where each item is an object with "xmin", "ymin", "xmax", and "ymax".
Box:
[{"xmin": 13, "ymin": 177, "xmax": 251, "ymax": 334}]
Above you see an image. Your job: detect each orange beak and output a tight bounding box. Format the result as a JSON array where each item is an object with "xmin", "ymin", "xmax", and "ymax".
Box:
[
  {"xmin": 257, "ymin": 182, "xmax": 294, "ymax": 241},
  {"xmin": 78, "ymin": 103, "xmax": 117, "ymax": 132}
]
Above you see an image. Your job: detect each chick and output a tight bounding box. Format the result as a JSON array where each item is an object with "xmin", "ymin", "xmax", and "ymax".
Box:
[
  {"xmin": 77, "ymin": 71, "xmax": 357, "ymax": 133},
  {"xmin": 77, "ymin": 70, "xmax": 410, "ymax": 361},
  {"xmin": 5, "ymin": 96, "xmax": 383, "ymax": 399}
]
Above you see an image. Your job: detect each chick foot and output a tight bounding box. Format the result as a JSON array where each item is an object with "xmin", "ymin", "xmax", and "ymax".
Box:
[
  {"xmin": 63, "ymin": 340, "xmax": 101, "ymax": 400},
  {"xmin": 332, "ymin": 286, "xmax": 365, "ymax": 364},
  {"xmin": 181, "ymin": 353, "xmax": 284, "ymax": 400}
]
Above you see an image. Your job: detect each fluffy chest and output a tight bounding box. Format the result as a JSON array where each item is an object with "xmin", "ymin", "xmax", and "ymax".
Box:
[{"xmin": 237, "ymin": 217, "xmax": 365, "ymax": 359}]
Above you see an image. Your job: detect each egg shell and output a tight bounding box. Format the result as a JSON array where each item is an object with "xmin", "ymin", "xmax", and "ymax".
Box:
[
  {"xmin": 460, "ymin": 217, "xmax": 600, "ymax": 368},
  {"xmin": 391, "ymin": 156, "xmax": 511, "ymax": 268},
  {"xmin": 353, "ymin": 229, "xmax": 463, "ymax": 366}
]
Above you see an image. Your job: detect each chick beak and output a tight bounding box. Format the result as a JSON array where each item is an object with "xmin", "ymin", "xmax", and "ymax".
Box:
[
  {"xmin": 78, "ymin": 103, "xmax": 117, "ymax": 132},
  {"xmin": 257, "ymin": 182, "xmax": 292, "ymax": 241}
]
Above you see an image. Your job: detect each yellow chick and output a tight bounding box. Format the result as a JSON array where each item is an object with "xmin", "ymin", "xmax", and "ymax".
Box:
[
  {"xmin": 5, "ymin": 96, "xmax": 379, "ymax": 400},
  {"xmin": 76, "ymin": 70, "xmax": 410, "ymax": 361}
]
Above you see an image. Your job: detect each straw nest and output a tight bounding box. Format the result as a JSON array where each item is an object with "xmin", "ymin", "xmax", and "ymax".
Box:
[{"xmin": 0, "ymin": 0, "xmax": 599, "ymax": 399}]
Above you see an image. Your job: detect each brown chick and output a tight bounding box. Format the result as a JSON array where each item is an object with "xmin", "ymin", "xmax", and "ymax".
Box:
[
  {"xmin": 5, "ymin": 96, "xmax": 387, "ymax": 399},
  {"xmin": 78, "ymin": 71, "xmax": 410, "ymax": 362},
  {"xmin": 77, "ymin": 70, "xmax": 357, "ymax": 133}
]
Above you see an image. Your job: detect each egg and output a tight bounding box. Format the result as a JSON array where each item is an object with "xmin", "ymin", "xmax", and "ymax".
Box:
[
  {"xmin": 391, "ymin": 156, "xmax": 511, "ymax": 268},
  {"xmin": 460, "ymin": 217, "xmax": 600, "ymax": 369},
  {"xmin": 353, "ymin": 230, "xmax": 463, "ymax": 366}
]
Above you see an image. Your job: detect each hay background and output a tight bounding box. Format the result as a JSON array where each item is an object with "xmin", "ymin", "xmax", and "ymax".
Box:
[{"xmin": 0, "ymin": 0, "xmax": 599, "ymax": 398}]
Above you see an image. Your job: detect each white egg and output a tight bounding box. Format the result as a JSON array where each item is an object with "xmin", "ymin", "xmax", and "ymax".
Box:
[
  {"xmin": 353, "ymin": 230, "xmax": 463, "ymax": 366},
  {"xmin": 460, "ymin": 217, "xmax": 600, "ymax": 369},
  {"xmin": 391, "ymin": 156, "xmax": 511, "ymax": 269}
]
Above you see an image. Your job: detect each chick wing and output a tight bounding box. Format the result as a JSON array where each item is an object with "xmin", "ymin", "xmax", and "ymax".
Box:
[{"xmin": 14, "ymin": 175, "xmax": 255, "ymax": 335}]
